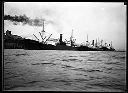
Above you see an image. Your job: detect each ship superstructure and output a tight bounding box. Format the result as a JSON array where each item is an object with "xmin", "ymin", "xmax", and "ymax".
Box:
[
  {"xmin": 4, "ymin": 20, "xmax": 115, "ymax": 51},
  {"xmin": 77, "ymin": 34, "xmax": 115, "ymax": 51}
]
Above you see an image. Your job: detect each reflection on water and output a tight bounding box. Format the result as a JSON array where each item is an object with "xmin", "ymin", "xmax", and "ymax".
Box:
[{"xmin": 4, "ymin": 49, "xmax": 126, "ymax": 91}]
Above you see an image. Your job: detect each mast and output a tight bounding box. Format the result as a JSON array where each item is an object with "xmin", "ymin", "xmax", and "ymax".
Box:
[
  {"xmin": 86, "ymin": 34, "xmax": 89, "ymax": 46},
  {"xmin": 92, "ymin": 40, "xmax": 94, "ymax": 46},
  {"xmin": 111, "ymin": 41, "xmax": 112, "ymax": 48},
  {"xmin": 70, "ymin": 29, "xmax": 74, "ymax": 46},
  {"xmin": 41, "ymin": 20, "xmax": 45, "ymax": 40},
  {"xmin": 42, "ymin": 20, "xmax": 45, "ymax": 32},
  {"xmin": 87, "ymin": 34, "xmax": 88, "ymax": 42},
  {"xmin": 95, "ymin": 38, "xmax": 97, "ymax": 47},
  {"xmin": 101, "ymin": 39, "xmax": 103, "ymax": 46},
  {"xmin": 70, "ymin": 29, "xmax": 73, "ymax": 40},
  {"xmin": 98, "ymin": 37, "xmax": 99, "ymax": 46}
]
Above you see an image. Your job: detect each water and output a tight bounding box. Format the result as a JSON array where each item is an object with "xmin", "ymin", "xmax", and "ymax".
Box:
[{"xmin": 3, "ymin": 49, "xmax": 126, "ymax": 92}]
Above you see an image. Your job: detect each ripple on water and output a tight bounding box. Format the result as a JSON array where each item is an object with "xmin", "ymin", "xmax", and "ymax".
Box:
[
  {"xmin": 31, "ymin": 62, "xmax": 56, "ymax": 66},
  {"xmin": 4, "ymin": 50, "xmax": 126, "ymax": 91}
]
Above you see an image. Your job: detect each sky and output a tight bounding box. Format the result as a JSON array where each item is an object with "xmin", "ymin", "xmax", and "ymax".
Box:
[{"xmin": 4, "ymin": 2, "xmax": 126, "ymax": 51}]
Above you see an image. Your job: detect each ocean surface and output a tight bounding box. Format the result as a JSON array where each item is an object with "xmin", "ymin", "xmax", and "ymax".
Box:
[{"xmin": 3, "ymin": 49, "xmax": 126, "ymax": 92}]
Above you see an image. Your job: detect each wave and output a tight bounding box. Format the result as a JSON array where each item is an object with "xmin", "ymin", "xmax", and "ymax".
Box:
[
  {"xmin": 31, "ymin": 62, "xmax": 56, "ymax": 66},
  {"xmin": 4, "ymin": 50, "xmax": 126, "ymax": 91},
  {"xmin": 71, "ymin": 68, "xmax": 103, "ymax": 72},
  {"xmin": 87, "ymin": 59, "xmax": 103, "ymax": 61}
]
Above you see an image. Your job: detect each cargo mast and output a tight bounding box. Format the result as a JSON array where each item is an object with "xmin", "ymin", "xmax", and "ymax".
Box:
[
  {"xmin": 87, "ymin": 34, "xmax": 88, "ymax": 42},
  {"xmin": 39, "ymin": 20, "xmax": 46, "ymax": 43},
  {"xmin": 69, "ymin": 29, "xmax": 76, "ymax": 47},
  {"xmin": 70, "ymin": 29, "xmax": 74, "ymax": 46},
  {"xmin": 42, "ymin": 20, "xmax": 45, "ymax": 39},
  {"xmin": 42, "ymin": 20, "xmax": 45, "ymax": 32},
  {"xmin": 111, "ymin": 41, "xmax": 112, "ymax": 48}
]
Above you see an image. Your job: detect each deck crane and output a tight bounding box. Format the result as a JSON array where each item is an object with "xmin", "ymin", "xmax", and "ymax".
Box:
[{"xmin": 33, "ymin": 34, "xmax": 40, "ymax": 41}]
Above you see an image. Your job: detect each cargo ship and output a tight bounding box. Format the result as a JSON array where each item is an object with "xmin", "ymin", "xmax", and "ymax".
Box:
[{"xmin": 4, "ymin": 20, "xmax": 115, "ymax": 51}]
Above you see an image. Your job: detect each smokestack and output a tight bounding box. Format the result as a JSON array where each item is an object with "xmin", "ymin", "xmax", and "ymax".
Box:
[
  {"xmin": 59, "ymin": 34, "xmax": 63, "ymax": 43},
  {"xmin": 92, "ymin": 40, "xmax": 94, "ymax": 46}
]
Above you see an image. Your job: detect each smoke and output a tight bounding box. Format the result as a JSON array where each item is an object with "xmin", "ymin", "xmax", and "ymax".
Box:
[
  {"xmin": 4, "ymin": 14, "xmax": 61, "ymax": 27},
  {"xmin": 4, "ymin": 14, "xmax": 46, "ymax": 26},
  {"xmin": 4, "ymin": 3, "xmax": 66, "ymax": 33},
  {"xmin": 4, "ymin": 14, "xmax": 64, "ymax": 33}
]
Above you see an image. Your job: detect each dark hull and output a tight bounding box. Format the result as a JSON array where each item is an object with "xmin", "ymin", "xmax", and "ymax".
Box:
[
  {"xmin": 72, "ymin": 46, "xmax": 115, "ymax": 51},
  {"xmin": 4, "ymin": 39, "xmax": 115, "ymax": 51},
  {"xmin": 23, "ymin": 39, "xmax": 55, "ymax": 50},
  {"xmin": 99, "ymin": 46, "xmax": 115, "ymax": 51},
  {"xmin": 55, "ymin": 45, "xmax": 77, "ymax": 50},
  {"xmin": 24, "ymin": 43, "xmax": 115, "ymax": 51},
  {"xmin": 24, "ymin": 42, "xmax": 77, "ymax": 50},
  {"xmin": 77, "ymin": 46, "xmax": 99, "ymax": 51}
]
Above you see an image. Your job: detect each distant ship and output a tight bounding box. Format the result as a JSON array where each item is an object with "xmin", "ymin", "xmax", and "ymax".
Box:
[
  {"xmin": 4, "ymin": 20, "xmax": 115, "ymax": 51},
  {"xmin": 77, "ymin": 37, "xmax": 115, "ymax": 51}
]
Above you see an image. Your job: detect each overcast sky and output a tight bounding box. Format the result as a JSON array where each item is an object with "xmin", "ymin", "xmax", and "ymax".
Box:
[{"xmin": 4, "ymin": 2, "xmax": 126, "ymax": 51}]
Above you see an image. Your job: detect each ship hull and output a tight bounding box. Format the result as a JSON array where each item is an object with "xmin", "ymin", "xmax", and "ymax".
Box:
[
  {"xmin": 4, "ymin": 39, "xmax": 115, "ymax": 51},
  {"xmin": 24, "ymin": 39, "xmax": 55, "ymax": 50},
  {"xmin": 23, "ymin": 40, "xmax": 115, "ymax": 51},
  {"xmin": 55, "ymin": 45, "xmax": 77, "ymax": 50},
  {"xmin": 76, "ymin": 46, "xmax": 115, "ymax": 51}
]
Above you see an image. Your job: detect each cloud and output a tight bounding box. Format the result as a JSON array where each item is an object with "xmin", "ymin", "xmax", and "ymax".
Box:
[
  {"xmin": 4, "ymin": 2, "xmax": 126, "ymax": 50},
  {"xmin": 4, "ymin": 2, "xmax": 65, "ymax": 33}
]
